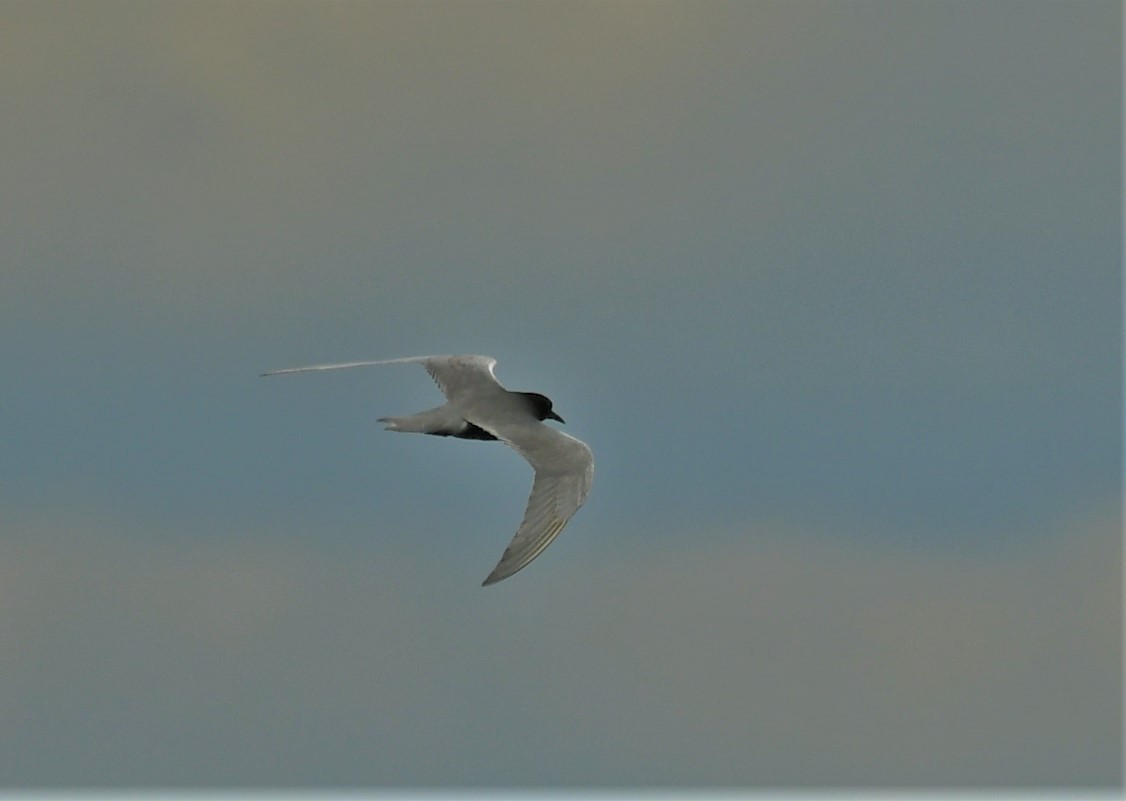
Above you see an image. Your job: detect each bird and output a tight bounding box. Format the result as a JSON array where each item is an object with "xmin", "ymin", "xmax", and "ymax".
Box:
[{"xmin": 261, "ymin": 355, "xmax": 594, "ymax": 586}]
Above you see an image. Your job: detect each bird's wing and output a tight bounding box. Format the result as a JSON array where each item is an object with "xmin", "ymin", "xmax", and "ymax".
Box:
[
  {"xmin": 472, "ymin": 420, "xmax": 595, "ymax": 586},
  {"xmin": 413, "ymin": 355, "xmax": 503, "ymax": 402},
  {"xmin": 260, "ymin": 356, "xmax": 428, "ymax": 376},
  {"xmin": 262, "ymin": 354, "xmax": 502, "ymax": 402}
]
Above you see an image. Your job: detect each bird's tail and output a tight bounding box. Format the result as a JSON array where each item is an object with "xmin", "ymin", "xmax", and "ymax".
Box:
[{"xmin": 376, "ymin": 405, "xmax": 461, "ymax": 435}]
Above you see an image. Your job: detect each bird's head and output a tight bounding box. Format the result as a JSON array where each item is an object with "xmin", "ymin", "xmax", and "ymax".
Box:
[{"xmin": 522, "ymin": 392, "xmax": 565, "ymax": 424}]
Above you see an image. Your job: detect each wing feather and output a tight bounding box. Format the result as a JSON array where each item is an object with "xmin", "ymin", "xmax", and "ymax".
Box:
[
  {"xmin": 476, "ymin": 421, "xmax": 595, "ymax": 586},
  {"xmin": 262, "ymin": 355, "xmax": 502, "ymax": 403},
  {"xmin": 416, "ymin": 355, "xmax": 502, "ymax": 402}
]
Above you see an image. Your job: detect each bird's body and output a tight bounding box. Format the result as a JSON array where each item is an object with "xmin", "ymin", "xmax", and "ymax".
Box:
[{"xmin": 262, "ymin": 355, "xmax": 593, "ymax": 585}]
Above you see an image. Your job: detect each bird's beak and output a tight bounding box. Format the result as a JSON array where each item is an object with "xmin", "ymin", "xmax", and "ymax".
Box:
[{"xmin": 548, "ymin": 410, "xmax": 565, "ymax": 424}]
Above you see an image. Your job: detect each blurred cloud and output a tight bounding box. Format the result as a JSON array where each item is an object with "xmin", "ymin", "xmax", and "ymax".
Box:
[
  {"xmin": 1, "ymin": 503, "xmax": 1118, "ymax": 787},
  {"xmin": 4, "ymin": 1, "xmax": 1116, "ymax": 368}
]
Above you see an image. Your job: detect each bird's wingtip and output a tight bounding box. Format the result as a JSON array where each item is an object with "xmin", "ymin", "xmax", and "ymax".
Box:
[{"xmin": 481, "ymin": 564, "xmax": 513, "ymax": 586}]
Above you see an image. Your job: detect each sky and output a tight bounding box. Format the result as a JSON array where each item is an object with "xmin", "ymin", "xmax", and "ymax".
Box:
[{"xmin": 1, "ymin": 0, "xmax": 1121, "ymax": 791}]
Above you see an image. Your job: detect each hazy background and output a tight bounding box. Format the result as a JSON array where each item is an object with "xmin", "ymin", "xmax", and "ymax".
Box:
[{"xmin": 2, "ymin": 0, "xmax": 1120, "ymax": 789}]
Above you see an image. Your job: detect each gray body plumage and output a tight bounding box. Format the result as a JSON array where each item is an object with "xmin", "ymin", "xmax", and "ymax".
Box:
[{"xmin": 262, "ymin": 355, "xmax": 594, "ymax": 585}]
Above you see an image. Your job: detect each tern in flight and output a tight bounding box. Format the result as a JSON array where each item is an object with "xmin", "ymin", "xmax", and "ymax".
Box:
[{"xmin": 262, "ymin": 355, "xmax": 594, "ymax": 585}]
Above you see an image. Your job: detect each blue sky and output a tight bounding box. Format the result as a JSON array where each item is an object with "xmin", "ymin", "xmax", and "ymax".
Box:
[{"xmin": 1, "ymin": 0, "xmax": 1121, "ymax": 789}]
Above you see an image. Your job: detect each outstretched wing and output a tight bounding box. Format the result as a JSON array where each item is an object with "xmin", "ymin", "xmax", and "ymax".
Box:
[
  {"xmin": 262, "ymin": 355, "xmax": 503, "ymax": 401},
  {"xmin": 414, "ymin": 355, "xmax": 503, "ymax": 402},
  {"xmin": 475, "ymin": 421, "xmax": 595, "ymax": 586}
]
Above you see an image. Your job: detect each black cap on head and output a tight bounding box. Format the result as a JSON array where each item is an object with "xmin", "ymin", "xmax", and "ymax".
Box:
[{"xmin": 522, "ymin": 392, "xmax": 564, "ymax": 424}]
